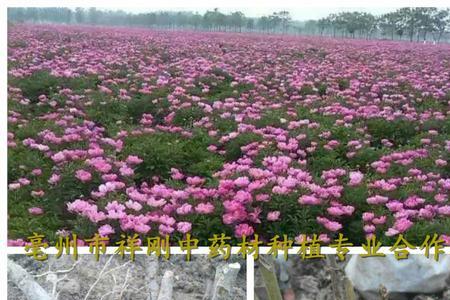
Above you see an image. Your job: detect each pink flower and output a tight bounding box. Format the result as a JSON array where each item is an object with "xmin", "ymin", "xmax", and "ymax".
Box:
[
  {"xmin": 234, "ymin": 176, "xmax": 250, "ymax": 187},
  {"xmin": 119, "ymin": 165, "xmax": 134, "ymax": 177},
  {"xmin": 367, "ymin": 195, "xmax": 389, "ymax": 205},
  {"xmin": 48, "ymin": 173, "xmax": 61, "ymax": 184},
  {"xmin": 434, "ymin": 193, "xmax": 447, "ymax": 203},
  {"xmin": 125, "ymin": 200, "xmax": 142, "ymax": 211},
  {"xmin": 126, "ymin": 155, "xmax": 143, "ymax": 165},
  {"xmin": 8, "ymin": 183, "xmax": 21, "ymax": 190},
  {"xmin": 186, "ymin": 176, "xmax": 205, "ymax": 186},
  {"xmin": 404, "ymin": 195, "xmax": 425, "ymax": 208},
  {"xmin": 8, "ymin": 239, "xmax": 27, "ymax": 246},
  {"xmin": 18, "ymin": 178, "xmax": 31, "ymax": 185},
  {"xmin": 317, "ymin": 216, "xmax": 342, "ymax": 232},
  {"xmin": 323, "ymin": 220, "xmax": 342, "ymax": 231},
  {"xmin": 348, "ymin": 171, "xmax": 364, "ymax": 186},
  {"xmin": 28, "ymin": 207, "xmax": 44, "ymax": 215},
  {"xmin": 435, "ymin": 159, "xmax": 447, "ymax": 167},
  {"xmin": 31, "ymin": 190, "xmax": 45, "ymax": 197},
  {"xmin": 234, "ymin": 223, "xmax": 254, "ymax": 237},
  {"xmin": 170, "ymin": 168, "xmax": 184, "ymax": 180},
  {"xmin": 31, "ymin": 169, "xmax": 42, "ymax": 176},
  {"xmin": 267, "ymin": 211, "xmax": 280, "ymax": 221},
  {"xmin": 234, "ymin": 190, "xmax": 252, "ymax": 203},
  {"xmin": 363, "ymin": 224, "xmax": 376, "ymax": 233},
  {"xmin": 362, "ymin": 212, "xmax": 375, "ymax": 222},
  {"xmin": 98, "ymin": 224, "xmax": 115, "ymax": 236},
  {"xmin": 75, "ymin": 169, "xmax": 92, "ymax": 182},
  {"xmin": 158, "ymin": 224, "xmax": 174, "ymax": 235},
  {"xmin": 176, "ymin": 203, "xmax": 193, "ymax": 215},
  {"xmin": 372, "ymin": 216, "xmax": 387, "ymax": 225},
  {"xmin": 440, "ymin": 235, "xmax": 450, "ymax": 246},
  {"xmin": 176, "ymin": 222, "xmax": 192, "ymax": 234},
  {"xmin": 255, "ymin": 194, "xmax": 270, "ymax": 202},
  {"xmin": 386, "ymin": 218, "xmax": 414, "ymax": 236},
  {"xmin": 298, "ymin": 195, "xmax": 322, "ymax": 205},
  {"xmin": 195, "ymin": 202, "xmax": 215, "ymax": 214}
]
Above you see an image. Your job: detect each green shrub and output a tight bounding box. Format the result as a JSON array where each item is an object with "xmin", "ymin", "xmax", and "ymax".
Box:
[
  {"xmin": 85, "ymin": 94, "xmax": 130, "ymax": 129},
  {"xmin": 261, "ymin": 193, "xmax": 323, "ymax": 239},
  {"xmin": 308, "ymin": 149, "xmax": 345, "ymax": 176},
  {"xmin": 122, "ymin": 131, "xmax": 223, "ymax": 181},
  {"xmin": 300, "ymin": 85, "xmax": 315, "ymax": 96},
  {"xmin": 224, "ymin": 132, "xmax": 262, "ymax": 161},
  {"xmin": 214, "ymin": 117, "xmax": 238, "ymax": 134},
  {"xmin": 367, "ymin": 118, "xmax": 418, "ymax": 147},
  {"xmin": 337, "ymin": 78, "xmax": 350, "ymax": 90},
  {"xmin": 172, "ymin": 106, "xmax": 205, "ymax": 128},
  {"xmin": 252, "ymin": 110, "xmax": 288, "ymax": 129},
  {"xmin": 126, "ymin": 90, "xmax": 171, "ymax": 124},
  {"xmin": 317, "ymin": 83, "xmax": 327, "ymax": 96},
  {"xmin": 9, "ymin": 71, "xmax": 99, "ymax": 102}
]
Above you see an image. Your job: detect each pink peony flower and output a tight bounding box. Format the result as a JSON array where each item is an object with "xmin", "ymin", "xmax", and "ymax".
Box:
[
  {"xmin": 267, "ymin": 211, "xmax": 280, "ymax": 221},
  {"xmin": 28, "ymin": 207, "xmax": 44, "ymax": 215},
  {"xmin": 176, "ymin": 222, "xmax": 192, "ymax": 234},
  {"xmin": 75, "ymin": 169, "xmax": 92, "ymax": 182},
  {"xmin": 98, "ymin": 224, "xmax": 115, "ymax": 236},
  {"xmin": 234, "ymin": 223, "xmax": 254, "ymax": 238},
  {"xmin": 348, "ymin": 171, "xmax": 364, "ymax": 186}
]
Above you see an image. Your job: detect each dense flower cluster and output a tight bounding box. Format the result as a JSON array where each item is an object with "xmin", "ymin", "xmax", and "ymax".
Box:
[{"xmin": 7, "ymin": 24, "xmax": 450, "ymax": 245}]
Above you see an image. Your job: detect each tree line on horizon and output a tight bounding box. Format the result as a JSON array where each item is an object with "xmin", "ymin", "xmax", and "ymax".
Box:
[{"xmin": 7, "ymin": 7, "xmax": 450, "ymax": 42}]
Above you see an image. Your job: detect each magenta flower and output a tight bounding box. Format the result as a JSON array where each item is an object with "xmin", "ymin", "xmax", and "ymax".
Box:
[
  {"xmin": 75, "ymin": 169, "xmax": 92, "ymax": 182},
  {"xmin": 234, "ymin": 223, "xmax": 254, "ymax": 238},
  {"xmin": 267, "ymin": 211, "xmax": 280, "ymax": 221},
  {"xmin": 28, "ymin": 207, "xmax": 44, "ymax": 215}
]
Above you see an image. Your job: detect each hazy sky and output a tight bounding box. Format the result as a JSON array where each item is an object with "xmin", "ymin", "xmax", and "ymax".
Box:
[{"xmin": 109, "ymin": 7, "xmax": 399, "ymax": 21}]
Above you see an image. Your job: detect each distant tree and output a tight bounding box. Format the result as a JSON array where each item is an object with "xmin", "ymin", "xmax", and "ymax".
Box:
[
  {"xmin": 317, "ymin": 18, "xmax": 330, "ymax": 35},
  {"xmin": 379, "ymin": 12, "xmax": 399, "ymax": 39},
  {"xmin": 246, "ymin": 18, "xmax": 254, "ymax": 32},
  {"xmin": 75, "ymin": 8, "xmax": 85, "ymax": 24},
  {"xmin": 304, "ymin": 20, "xmax": 318, "ymax": 35},
  {"xmin": 230, "ymin": 11, "xmax": 245, "ymax": 32},
  {"xmin": 431, "ymin": 8, "xmax": 450, "ymax": 42},
  {"xmin": 87, "ymin": 8, "xmax": 99, "ymax": 25},
  {"xmin": 257, "ymin": 16, "xmax": 270, "ymax": 33},
  {"xmin": 276, "ymin": 11, "xmax": 292, "ymax": 33},
  {"xmin": 6, "ymin": 7, "xmax": 450, "ymax": 43}
]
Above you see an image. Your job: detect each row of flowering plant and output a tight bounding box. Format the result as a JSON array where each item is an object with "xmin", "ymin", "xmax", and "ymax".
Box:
[{"xmin": 7, "ymin": 24, "xmax": 450, "ymax": 246}]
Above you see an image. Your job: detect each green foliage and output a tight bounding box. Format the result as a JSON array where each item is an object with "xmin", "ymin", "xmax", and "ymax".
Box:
[
  {"xmin": 382, "ymin": 219, "xmax": 450, "ymax": 245},
  {"xmin": 422, "ymin": 118, "xmax": 450, "ymax": 135},
  {"xmin": 261, "ymin": 193, "xmax": 323, "ymax": 239},
  {"xmin": 214, "ymin": 117, "xmax": 238, "ymax": 134},
  {"xmin": 8, "ymin": 160, "xmax": 101, "ymax": 242},
  {"xmin": 252, "ymin": 110, "xmax": 288, "ymax": 128},
  {"xmin": 416, "ymin": 97, "xmax": 447, "ymax": 112},
  {"xmin": 71, "ymin": 216, "xmax": 99, "ymax": 239},
  {"xmin": 367, "ymin": 118, "xmax": 418, "ymax": 147},
  {"xmin": 8, "ymin": 145, "xmax": 53, "ymax": 182},
  {"xmin": 299, "ymin": 84, "xmax": 315, "ymax": 96},
  {"xmin": 9, "ymin": 71, "xmax": 99, "ymax": 102},
  {"xmin": 126, "ymin": 89, "xmax": 171, "ymax": 124},
  {"xmin": 337, "ymin": 78, "xmax": 350, "ymax": 90},
  {"xmin": 172, "ymin": 106, "xmax": 205, "ymax": 128},
  {"xmin": 224, "ymin": 132, "xmax": 262, "ymax": 161},
  {"xmin": 122, "ymin": 131, "xmax": 223, "ymax": 181},
  {"xmin": 296, "ymin": 106, "xmax": 335, "ymax": 127},
  {"xmin": 187, "ymin": 210, "xmax": 235, "ymax": 245},
  {"xmin": 308, "ymin": 149, "xmax": 345, "ymax": 176},
  {"xmin": 85, "ymin": 94, "xmax": 130, "ymax": 130},
  {"xmin": 346, "ymin": 147, "xmax": 385, "ymax": 171},
  {"xmin": 316, "ymin": 82, "xmax": 327, "ymax": 96}
]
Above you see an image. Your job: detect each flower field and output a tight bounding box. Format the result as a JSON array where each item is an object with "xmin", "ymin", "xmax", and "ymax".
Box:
[{"xmin": 7, "ymin": 24, "xmax": 450, "ymax": 246}]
